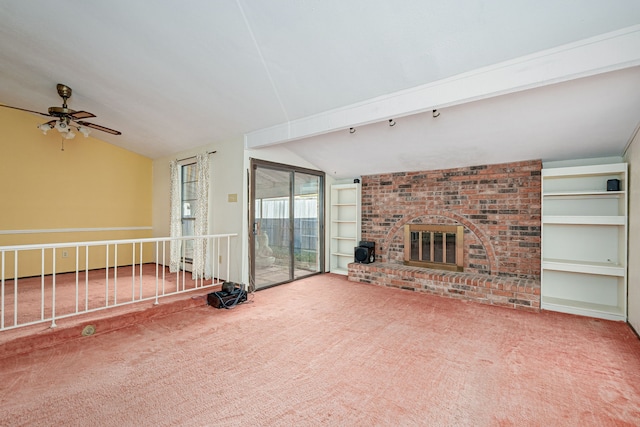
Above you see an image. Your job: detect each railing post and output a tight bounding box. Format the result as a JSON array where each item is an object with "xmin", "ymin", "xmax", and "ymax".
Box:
[
  {"xmin": 195, "ymin": 236, "xmax": 200, "ymax": 288},
  {"xmin": 41, "ymin": 248, "xmax": 45, "ymax": 320},
  {"xmin": 105, "ymin": 244, "xmax": 109, "ymax": 307},
  {"xmin": 85, "ymin": 245, "xmax": 89, "ymax": 311},
  {"xmin": 209, "ymin": 237, "xmax": 216, "ymax": 285},
  {"xmin": 176, "ymin": 245, "xmax": 180, "ymax": 293},
  {"xmin": 14, "ymin": 250, "xmax": 18, "ymax": 328},
  {"xmin": 182, "ymin": 248, "xmax": 186, "ymax": 291},
  {"xmin": 131, "ymin": 242, "xmax": 135, "ymax": 301},
  {"xmin": 75, "ymin": 245, "xmax": 79, "ymax": 314},
  {"xmin": 217, "ymin": 237, "xmax": 221, "ymax": 284},
  {"xmin": 51, "ymin": 248, "xmax": 56, "ymax": 328},
  {"xmin": 162, "ymin": 241, "xmax": 166, "ymax": 296},
  {"xmin": 84, "ymin": 245, "xmax": 89, "ymax": 311},
  {"xmin": 226, "ymin": 235, "xmax": 231, "ymax": 282},
  {"xmin": 154, "ymin": 241, "xmax": 159, "ymax": 305},
  {"xmin": 114, "ymin": 244, "xmax": 118, "ymax": 305},
  {"xmin": 139, "ymin": 242, "xmax": 143, "ymax": 299}
]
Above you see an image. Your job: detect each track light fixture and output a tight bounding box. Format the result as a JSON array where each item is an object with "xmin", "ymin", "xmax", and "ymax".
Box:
[
  {"xmin": 349, "ymin": 127, "xmax": 356, "ymax": 134},
  {"xmin": 388, "ymin": 119, "xmax": 396, "ymax": 127},
  {"xmin": 433, "ymin": 109, "xmax": 440, "ymax": 118}
]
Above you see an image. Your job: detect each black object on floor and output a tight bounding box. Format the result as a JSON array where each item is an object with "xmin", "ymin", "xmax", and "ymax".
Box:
[{"xmin": 207, "ymin": 284, "xmax": 247, "ymax": 309}]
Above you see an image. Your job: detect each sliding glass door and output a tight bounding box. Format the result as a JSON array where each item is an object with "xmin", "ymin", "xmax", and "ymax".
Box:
[{"xmin": 250, "ymin": 159, "xmax": 324, "ymax": 290}]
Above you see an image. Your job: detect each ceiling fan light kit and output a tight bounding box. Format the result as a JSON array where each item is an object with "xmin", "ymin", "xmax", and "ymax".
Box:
[
  {"xmin": 54, "ymin": 119, "xmax": 70, "ymax": 133},
  {"xmin": 38, "ymin": 123, "xmax": 53, "ymax": 134},
  {"xmin": 40, "ymin": 118, "xmax": 91, "ymax": 140},
  {"xmin": 78, "ymin": 126, "xmax": 91, "ymax": 137},
  {"xmin": 1, "ymin": 83, "xmax": 121, "ymax": 144}
]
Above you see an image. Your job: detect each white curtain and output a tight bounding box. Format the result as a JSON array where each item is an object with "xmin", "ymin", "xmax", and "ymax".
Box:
[
  {"xmin": 192, "ymin": 153, "xmax": 210, "ymax": 279},
  {"xmin": 169, "ymin": 159, "xmax": 182, "ymax": 273}
]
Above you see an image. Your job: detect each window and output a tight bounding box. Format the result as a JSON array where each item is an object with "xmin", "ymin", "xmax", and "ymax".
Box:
[
  {"xmin": 181, "ymin": 162, "xmax": 197, "ymax": 261},
  {"xmin": 403, "ymin": 224, "xmax": 463, "ymax": 271}
]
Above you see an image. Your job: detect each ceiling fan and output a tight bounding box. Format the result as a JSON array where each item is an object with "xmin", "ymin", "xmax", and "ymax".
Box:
[{"xmin": 1, "ymin": 83, "xmax": 121, "ymax": 138}]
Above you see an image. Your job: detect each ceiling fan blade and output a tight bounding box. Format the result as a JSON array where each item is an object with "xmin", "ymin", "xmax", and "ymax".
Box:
[
  {"xmin": 69, "ymin": 110, "xmax": 96, "ymax": 120},
  {"xmin": 0, "ymin": 104, "xmax": 51, "ymax": 117},
  {"xmin": 77, "ymin": 121, "xmax": 122, "ymax": 135}
]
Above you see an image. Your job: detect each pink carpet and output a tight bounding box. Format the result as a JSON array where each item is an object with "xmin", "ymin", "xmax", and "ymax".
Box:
[{"xmin": 1, "ymin": 273, "xmax": 639, "ymax": 426}]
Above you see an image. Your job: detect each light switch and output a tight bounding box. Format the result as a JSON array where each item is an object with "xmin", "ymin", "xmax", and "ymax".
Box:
[{"xmin": 228, "ymin": 193, "xmax": 238, "ymax": 202}]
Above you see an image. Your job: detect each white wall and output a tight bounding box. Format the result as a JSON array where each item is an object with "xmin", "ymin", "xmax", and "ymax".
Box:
[
  {"xmin": 152, "ymin": 137, "xmax": 245, "ymax": 283},
  {"xmin": 624, "ymin": 129, "xmax": 640, "ymax": 333}
]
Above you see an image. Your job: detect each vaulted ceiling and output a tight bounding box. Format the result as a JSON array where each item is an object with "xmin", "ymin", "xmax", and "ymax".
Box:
[{"xmin": 1, "ymin": 1, "xmax": 639, "ymax": 178}]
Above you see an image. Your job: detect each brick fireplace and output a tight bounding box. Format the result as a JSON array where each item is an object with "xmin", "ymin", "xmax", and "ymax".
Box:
[{"xmin": 348, "ymin": 160, "xmax": 542, "ymax": 311}]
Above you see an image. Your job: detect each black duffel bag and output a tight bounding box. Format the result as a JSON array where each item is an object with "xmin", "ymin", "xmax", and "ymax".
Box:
[{"xmin": 207, "ymin": 283, "xmax": 247, "ymax": 309}]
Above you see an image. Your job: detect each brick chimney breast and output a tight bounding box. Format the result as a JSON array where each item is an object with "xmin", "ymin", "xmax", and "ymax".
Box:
[{"xmin": 360, "ymin": 160, "xmax": 541, "ymax": 280}]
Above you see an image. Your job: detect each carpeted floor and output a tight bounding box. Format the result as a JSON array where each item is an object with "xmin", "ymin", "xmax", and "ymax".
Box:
[{"xmin": 1, "ymin": 273, "xmax": 639, "ymax": 426}]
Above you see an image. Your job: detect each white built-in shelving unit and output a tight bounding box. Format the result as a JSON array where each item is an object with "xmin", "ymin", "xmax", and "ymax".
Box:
[
  {"xmin": 541, "ymin": 162, "xmax": 628, "ymax": 321},
  {"xmin": 329, "ymin": 183, "xmax": 361, "ymax": 275}
]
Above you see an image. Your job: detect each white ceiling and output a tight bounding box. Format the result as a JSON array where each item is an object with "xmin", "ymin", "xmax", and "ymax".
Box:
[{"xmin": 1, "ymin": 1, "xmax": 639, "ymax": 178}]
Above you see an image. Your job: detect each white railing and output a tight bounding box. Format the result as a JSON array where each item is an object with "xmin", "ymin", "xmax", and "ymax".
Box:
[{"xmin": 0, "ymin": 234, "xmax": 237, "ymax": 331}]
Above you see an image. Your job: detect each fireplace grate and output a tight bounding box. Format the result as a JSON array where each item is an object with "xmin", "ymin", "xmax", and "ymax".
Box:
[{"xmin": 403, "ymin": 224, "xmax": 464, "ymax": 271}]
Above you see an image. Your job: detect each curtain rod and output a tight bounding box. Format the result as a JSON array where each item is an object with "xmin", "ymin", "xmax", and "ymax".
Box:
[{"xmin": 176, "ymin": 150, "xmax": 217, "ymax": 162}]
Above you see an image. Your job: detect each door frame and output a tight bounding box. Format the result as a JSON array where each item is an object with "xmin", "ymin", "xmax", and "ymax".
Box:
[{"xmin": 249, "ymin": 158, "xmax": 325, "ymax": 290}]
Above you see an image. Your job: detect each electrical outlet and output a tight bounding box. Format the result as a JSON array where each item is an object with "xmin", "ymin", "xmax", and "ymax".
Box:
[
  {"xmin": 219, "ymin": 255, "xmax": 222, "ymax": 263},
  {"xmin": 62, "ymin": 250, "xmax": 69, "ymax": 258}
]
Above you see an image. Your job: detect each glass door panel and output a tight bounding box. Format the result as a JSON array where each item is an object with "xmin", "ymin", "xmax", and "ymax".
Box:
[
  {"xmin": 294, "ymin": 172, "xmax": 320, "ymax": 279},
  {"xmin": 250, "ymin": 160, "xmax": 324, "ymax": 290},
  {"xmin": 254, "ymin": 167, "xmax": 291, "ymax": 289}
]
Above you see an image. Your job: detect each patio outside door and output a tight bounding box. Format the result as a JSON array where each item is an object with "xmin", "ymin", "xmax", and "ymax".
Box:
[{"xmin": 250, "ymin": 159, "xmax": 324, "ymax": 290}]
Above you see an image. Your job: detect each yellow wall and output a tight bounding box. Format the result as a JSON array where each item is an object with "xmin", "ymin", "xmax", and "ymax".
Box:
[{"xmin": 0, "ymin": 108, "xmax": 153, "ymax": 276}]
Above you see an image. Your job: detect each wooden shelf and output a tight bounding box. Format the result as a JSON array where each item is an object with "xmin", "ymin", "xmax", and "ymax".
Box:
[
  {"xmin": 541, "ymin": 162, "xmax": 627, "ymax": 321},
  {"xmin": 543, "ymin": 215, "xmax": 625, "ymax": 225},
  {"xmin": 544, "ymin": 190, "xmax": 623, "ymax": 197},
  {"xmin": 542, "ymin": 162, "xmax": 628, "ymax": 178},
  {"xmin": 330, "ymin": 183, "xmax": 361, "ymax": 275},
  {"xmin": 541, "ymin": 296, "xmax": 626, "ymax": 321},
  {"xmin": 542, "ymin": 259, "xmax": 625, "ymax": 277},
  {"xmin": 332, "ymin": 251, "xmax": 354, "ymax": 256}
]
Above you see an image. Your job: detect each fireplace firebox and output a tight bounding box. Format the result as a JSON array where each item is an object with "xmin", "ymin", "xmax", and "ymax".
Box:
[{"xmin": 403, "ymin": 224, "xmax": 464, "ymax": 272}]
